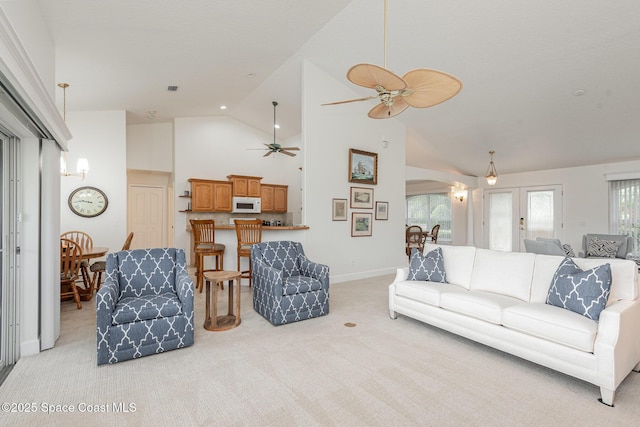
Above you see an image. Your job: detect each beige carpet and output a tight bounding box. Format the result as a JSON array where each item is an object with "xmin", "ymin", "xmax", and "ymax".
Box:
[{"xmin": 1, "ymin": 274, "xmax": 639, "ymax": 426}]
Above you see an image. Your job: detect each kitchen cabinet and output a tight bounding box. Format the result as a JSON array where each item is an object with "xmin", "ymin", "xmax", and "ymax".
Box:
[
  {"xmin": 261, "ymin": 184, "xmax": 288, "ymax": 213},
  {"xmin": 188, "ymin": 179, "xmax": 232, "ymax": 212},
  {"xmin": 227, "ymin": 175, "xmax": 262, "ymax": 197}
]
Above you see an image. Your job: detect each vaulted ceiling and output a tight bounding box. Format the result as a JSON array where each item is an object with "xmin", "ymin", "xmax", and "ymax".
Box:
[{"xmin": 38, "ymin": 0, "xmax": 640, "ymax": 177}]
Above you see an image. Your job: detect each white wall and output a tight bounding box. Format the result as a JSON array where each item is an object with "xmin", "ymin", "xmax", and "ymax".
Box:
[
  {"xmin": 474, "ymin": 159, "xmax": 640, "ymax": 253},
  {"xmin": 60, "ymin": 111, "xmax": 128, "ymax": 252},
  {"xmin": 302, "ymin": 61, "xmax": 407, "ymax": 282},
  {"xmin": 127, "ymin": 122, "xmax": 173, "ymax": 172}
]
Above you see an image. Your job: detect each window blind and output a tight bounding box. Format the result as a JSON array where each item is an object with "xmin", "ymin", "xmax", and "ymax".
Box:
[{"xmin": 609, "ymin": 179, "xmax": 640, "ymax": 254}]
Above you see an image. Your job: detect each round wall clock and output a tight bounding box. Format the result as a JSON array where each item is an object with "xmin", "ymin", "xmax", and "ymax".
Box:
[{"xmin": 68, "ymin": 186, "xmax": 108, "ymax": 218}]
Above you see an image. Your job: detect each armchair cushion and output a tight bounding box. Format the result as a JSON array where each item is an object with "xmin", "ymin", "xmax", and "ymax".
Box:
[
  {"xmin": 112, "ymin": 293, "xmax": 183, "ymax": 324},
  {"xmin": 283, "ymin": 275, "xmax": 323, "ymax": 296}
]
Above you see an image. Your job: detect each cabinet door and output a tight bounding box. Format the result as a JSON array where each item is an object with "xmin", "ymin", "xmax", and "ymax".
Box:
[
  {"xmin": 247, "ymin": 178, "xmax": 261, "ymax": 197},
  {"xmin": 214, "ymin": 182, "xmax": 233, "ymax": 212},
  {"xmin": 261, "ymin": 185, "xmax": 274, "ymax": 212},
  {"xmin": 233, "ymin": 177, "xmax": 248, "ymax": 196},
  {"xmin": 273, "ymin": 185, "xmax": 288, "ymax": 212},
  {"xmin": 191, "ymin": 181, "xmax": 214, "ymax": 211}
]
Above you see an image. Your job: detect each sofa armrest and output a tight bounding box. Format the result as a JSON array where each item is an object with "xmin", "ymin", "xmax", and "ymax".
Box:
[
  {"xmin": 391, "ymin": 266, "xmax": 410, "ymax": 286},
  {"xmin": 299, "ymin": 257, "xmax": 330, "ymax": 287},
  {"xmin": 595, "ymin": 299, "xmax": 640, "ymax": 389}
]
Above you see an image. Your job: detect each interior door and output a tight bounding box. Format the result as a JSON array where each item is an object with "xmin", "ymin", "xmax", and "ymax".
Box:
[
  {"xmin": 484, "ymin": 185, "xmax": 562, "ymax": 252},
  {"xmin": 128, "ymin": 185, "xmax": 166, "ymax": 249}
]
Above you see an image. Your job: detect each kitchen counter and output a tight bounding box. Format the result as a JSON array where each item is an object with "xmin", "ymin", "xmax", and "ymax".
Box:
[{"xmin": 214, "ymin": 225, "xmax": 309, "ymax": 231}]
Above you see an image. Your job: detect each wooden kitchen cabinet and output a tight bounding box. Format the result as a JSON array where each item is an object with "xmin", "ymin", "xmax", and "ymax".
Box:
[
  {"xmin": 261, "ymin": 184, "xmax": 288, "ymax": 212},
  {"xmin": 227, "ymin": 175, "xmax": 262, "ymax": 197},
  {"xmin": 189, "ymin": 179, "xmax": 232, "ymax": 212}
]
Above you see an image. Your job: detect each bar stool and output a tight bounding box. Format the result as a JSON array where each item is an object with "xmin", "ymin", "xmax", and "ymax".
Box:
[
  {"xmin": 190, "ymin": 219, "xmax": 226, "ymax": 293},
  {"xmin": 234, "ymin": 219, "xmax": 263, "ymax": 287}
]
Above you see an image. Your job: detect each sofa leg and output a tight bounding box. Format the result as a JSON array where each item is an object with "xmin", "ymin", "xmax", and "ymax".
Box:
[
  {"xmin": 389, "ymin": 310, "xmax": 397, "ymax": 320},
  {"xmin": 598, "ymin": 387, "xmax": 615, "ymax": 407}
]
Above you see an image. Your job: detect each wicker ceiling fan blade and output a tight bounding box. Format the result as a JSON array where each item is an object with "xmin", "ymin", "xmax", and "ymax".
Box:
[
  {"xmin": 322, "ymin": 95, "xmax": 378, "ymax": 106},
  {"xmin": 279, "ymin": 150, "xmax": 297, "ymax": 157},
  {"xmin": 367, "ymin": 96, "xmax": 409, "ymax": 119},
  {"xmin": 401, "ymin": 69, "xmax": 462, "ymax": 108},
  {"xmin": 347, "ymin": 63, "xmax": 406, "ymax": 91}
]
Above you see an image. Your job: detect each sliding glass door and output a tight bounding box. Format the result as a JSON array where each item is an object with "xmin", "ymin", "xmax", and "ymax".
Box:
[{"xmin": 484, "ymin": 185, "xmax": 562, "ymax": 252}]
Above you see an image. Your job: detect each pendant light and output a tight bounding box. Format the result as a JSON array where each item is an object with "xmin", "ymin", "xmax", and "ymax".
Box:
[
  {"xmin": 58, "ymin": 83, "xmax": 90, "ymax": 179},
  {"xmin": 485, "ymin": 150, "xmax": 498, "ymax": 186}
]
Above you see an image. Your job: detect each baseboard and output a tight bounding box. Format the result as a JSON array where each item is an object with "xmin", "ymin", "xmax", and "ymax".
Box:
[{"xmin": 330, "ymin": 267, "xmax": 397, "ymax": 284}]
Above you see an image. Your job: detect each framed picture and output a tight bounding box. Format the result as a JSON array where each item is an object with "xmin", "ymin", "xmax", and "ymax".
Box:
[
  {"xmin": 349, "ymin": 148, "xmax": 378, "ymax": 185},
  {"xmin": 351, "ymin": 212, "xmax": 373, "ymax": 237},
  {"xmin": 350, "ymin": 187, "xmax": 374, "ymax": 209},
  {"xmin": 332, "ymin": 198, "xmax": 348, "ymax": 221},
  {"xmin": 375, "ymin": 201, "xmax": 389, "ymax": 220}
]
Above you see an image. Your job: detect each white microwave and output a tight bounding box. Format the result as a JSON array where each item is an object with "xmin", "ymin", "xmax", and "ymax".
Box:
[{"xmin": 232, "ymin": 197, "xmax": 261, "ymax": 213}]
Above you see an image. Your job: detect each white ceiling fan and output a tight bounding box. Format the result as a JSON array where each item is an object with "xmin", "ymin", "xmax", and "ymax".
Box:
[
  {"xmin": 323, "ymin": 0, "xmax": 462, "ymax": 119},
  {"xmin": 250, "ymin": 101, "xmax": 300, "ymax": 157}
]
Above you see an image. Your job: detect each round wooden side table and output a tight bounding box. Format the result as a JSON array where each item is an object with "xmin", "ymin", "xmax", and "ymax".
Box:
[{"xmin": 203, "ymin": 270, "xmax": 242, "ymax": 331}]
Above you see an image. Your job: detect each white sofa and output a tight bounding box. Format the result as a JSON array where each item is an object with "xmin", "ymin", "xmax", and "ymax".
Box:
[{"xmin": 389, "ymin": 243, "xmax": 640, "ymax": 406}]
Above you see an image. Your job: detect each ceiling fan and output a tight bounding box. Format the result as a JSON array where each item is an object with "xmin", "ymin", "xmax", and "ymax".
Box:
[
  {"xmin": 250, "ymin": 101, "xmax": 300, "ymax": 157},
  {"xmin": 323, "ymin": 0, "xmax": 462, "ymax": 119}
]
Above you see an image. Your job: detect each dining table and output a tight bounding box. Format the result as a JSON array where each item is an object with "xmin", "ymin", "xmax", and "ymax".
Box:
[{"xmin": 79, "ymin": 246, "xmax": 108, "ymax": 301}]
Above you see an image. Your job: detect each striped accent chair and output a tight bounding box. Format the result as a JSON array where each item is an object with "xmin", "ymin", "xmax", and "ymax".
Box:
[
  {"xmin": 96, "ymin": 248, "xmax": 194, "ymax": 365},
  {"xmin": 251, "ymin": 241, "xmax": 329, "ymax": 326}
]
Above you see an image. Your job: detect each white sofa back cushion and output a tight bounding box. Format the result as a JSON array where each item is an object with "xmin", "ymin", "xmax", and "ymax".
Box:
[
  {"xmin": 530, "ymin": 254, "xmax": 565, "ymax": 303},
  {"xmin": 424, "ymin": 243, "xmax": 477, "ymax": 289},
  {"xmin": 470, "ymin": 249, "xmax": 536, "ymax": 301},
  {"xmin": 572, "ymin": 257, "xmax": 638, "ymax": 303}
]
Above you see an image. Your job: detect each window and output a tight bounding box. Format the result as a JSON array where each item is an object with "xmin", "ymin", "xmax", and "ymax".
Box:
[
  {"xmin": 406, "ymin": 194, "xmax": 452, "ymax": 242},
  {"xmin": 610, "ymin": 179, "xmax": 640, "ymax": 254}
]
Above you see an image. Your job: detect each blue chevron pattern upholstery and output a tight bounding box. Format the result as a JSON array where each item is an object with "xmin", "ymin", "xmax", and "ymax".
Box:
[
  {"xmin": 96, "ymin": 248, "xmax": 194, "ymax": 365},
  {"xmin": 251, "ymin": 241, "xmax": 329, "ymax": 325}
]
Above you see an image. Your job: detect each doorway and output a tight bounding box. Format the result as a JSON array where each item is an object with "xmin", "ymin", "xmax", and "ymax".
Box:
[
  {"xmin": 127, "ymin": 170, "xmax": 173, "ymax": 250},
  {"xmin": 483, "ymin": 185, "xmax": 562, "ymax": 252}
]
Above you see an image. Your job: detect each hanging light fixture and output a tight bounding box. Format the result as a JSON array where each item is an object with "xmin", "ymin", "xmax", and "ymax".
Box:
[
  {"xmin": 58, "ymin": 83, "xmax": 90, "ymax": 179},
  {"xmin": 485, "ymin": 150, "xmax": 498, "ymax": 186}
]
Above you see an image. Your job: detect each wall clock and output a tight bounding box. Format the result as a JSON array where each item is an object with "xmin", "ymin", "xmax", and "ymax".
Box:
[{"xmin": 68, "ymin": 186, "xmax": 108, "ymax": 218}]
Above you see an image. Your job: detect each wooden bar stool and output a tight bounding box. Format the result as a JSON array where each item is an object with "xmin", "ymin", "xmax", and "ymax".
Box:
[
  {"xmin": 190, "ymin": 219, "xmax": 225, "ymax": 293},
  {"xmin": 234, "ymin": 219, "xmax": 263, "ymax": 287},
  {"xmin": 203, "ymin": 270, "xmax": 241, "ymax": 331}
]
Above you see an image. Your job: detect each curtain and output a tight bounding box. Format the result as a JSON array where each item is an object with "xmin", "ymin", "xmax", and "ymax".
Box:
[{"xmin": 609, "ymin": 179, "xmax": 640, "ymax": 254}]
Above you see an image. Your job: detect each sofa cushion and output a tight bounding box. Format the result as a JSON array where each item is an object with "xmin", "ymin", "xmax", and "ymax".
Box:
[
  {"xmin": 408, "ymin": 247, "xmax": 446, "ymax": 282},
  {"xmin": 572, "ymin": 257, "xmax": 638, "ymax": 303},
  {"xmin": 530, "ymin": 255, "xmax": 565, "ymax": 303},
  {"xmin": 562, "ymin": 244, "xmax": 576, "ymax": 257},
  {"xmin": 587, "ymin": 237, "xmax": 621, "ymax": 258},
  {"xmin": 469, "ymin": 249, "xmax": 536, "ymax": 301},
  {"xmin": 395, "ymin": 281, "xmax": 467, "ymax": 307},
  {"xmin": 440, "ymin": 290, "xmax": 523, "ymax": 324},
  {"xmin": 546, "ymin": 257, "xmax": 612, "ymax": 321},
  {"xmin": 502, "ymin": 303, "xmax": 598, "ymax": 352},
  {"xmin": 423, "ymin": 243, "xmax": 476, "ymax": 289},
  {"xmin": 524, "ymin": 239, "xmax": 565, "ymax": 256},
  {"xmin": 112, "ymin": 293, "xmax": 183, "ymax": 325}
]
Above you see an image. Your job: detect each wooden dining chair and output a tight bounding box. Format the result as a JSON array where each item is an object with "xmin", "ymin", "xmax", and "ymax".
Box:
[
  {"xmin": 234, "ymin": 219, "xmax": 263, "ymax": 287},
  {"xmin": 61, "ymin": 230, "xmax": 93, "ymax": 289},
  {"xmin": 189, "ymin": 220, "xmax": 225, "ymax": 293},
  {"xmin": 90, "ymin": 232, "xmax": 134, "ymax": 292},
  {"xmin": 60, "ymin": 238, "xmax": 84, "ymax": 309},
  {"xmin": 405, "ymin": 225, "xmax": 426, "ymax": 259},
  {"xmin": 429, "ymin": 224, "xmax": 441, "ymax": 244}
]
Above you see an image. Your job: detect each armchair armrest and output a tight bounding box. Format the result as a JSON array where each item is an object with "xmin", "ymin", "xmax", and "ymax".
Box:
[
  {"xmin": 96, "ymin": 278, "xmax": 119, "ymax": 365},
  {"xmin": 175, "ymin": 269, "xmax": 194, "ymax": 316},
  {"xmin": 252, "ymin": 257, "xmax": 284, "ymax": 296},
  {"xmin": 299, "ymin": 256, "xmax": 330, "ymax": 287}
]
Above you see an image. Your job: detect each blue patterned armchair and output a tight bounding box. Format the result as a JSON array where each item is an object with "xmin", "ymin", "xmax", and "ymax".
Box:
[
  {"xmin": 251, "ymin": 241, "xmax": 330, "ymax": 326},
  {"xmin": 96, "ymin": 248, "xmax": 194, "ymax": 365}
]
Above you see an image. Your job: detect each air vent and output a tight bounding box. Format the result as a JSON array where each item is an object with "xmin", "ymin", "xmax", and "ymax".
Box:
[{"xmin": 167, "ymin": 85, "xmax": 178, "ymax": 92}]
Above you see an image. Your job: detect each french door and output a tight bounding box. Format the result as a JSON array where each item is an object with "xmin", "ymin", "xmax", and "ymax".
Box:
[{"xmin": 483, "ymin": 185, "xmax": 562, "ymax": 252}]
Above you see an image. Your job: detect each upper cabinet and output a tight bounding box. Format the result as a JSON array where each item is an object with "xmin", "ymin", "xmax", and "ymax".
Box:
[
  {"xmin": 227, "ymin": 175, "xmax": 262, "ymax": 197},
  {"xmin": 188, "ymin": 179, "xmax": 232, "ymax": 212},
  {"xmin": 261, "ymin": 184, "xmax": 288, "ymax": 213}
]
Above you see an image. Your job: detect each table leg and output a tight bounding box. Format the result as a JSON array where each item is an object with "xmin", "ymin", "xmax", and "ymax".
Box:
[
  {"xmin": 205, "ymin": 279, "xmax": 211, "ymax": 326},
  {"xmin": 227, "ymin": 279, "xmax": 234, "ymax": 316},
  {"xmin": 234, "ymin": 279, "xmax": 241, "ymax": 326},
  {"xmin": 212, "ymin": 279, "xmax": 219, "ymax": 328}
]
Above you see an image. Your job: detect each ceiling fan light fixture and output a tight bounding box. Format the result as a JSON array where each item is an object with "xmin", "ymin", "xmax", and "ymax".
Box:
[{"xmin": 485, "ymin": 150, "xmax": 498, "ymax": 186}]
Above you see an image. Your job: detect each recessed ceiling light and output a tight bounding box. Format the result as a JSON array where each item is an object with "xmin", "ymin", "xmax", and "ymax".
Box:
[
  {"xmin": 220, "ymin": 105, "xmax": 227, "ymax": 110},
  {"xmin": 274, "ymin": 124, "xmax": 280, "ymax": 129},
  {"xmin": 574, "ymin": 89, "xmax": 586, "ymax": 96}
]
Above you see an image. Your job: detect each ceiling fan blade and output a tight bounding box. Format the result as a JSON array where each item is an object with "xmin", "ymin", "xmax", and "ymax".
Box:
[
  {"xmin": 347, "ymin": 63, "xmax": 406, "ymax": 91},
  {"xmin": 322, "ymin": 95, "xmax": 377, "ymax": 106},
  {"xmin": 279, "ymin": 147, "xmax": 300, "ymax": 151},
  {"xmin": 280, "ymin": 150, "xmax": 297, "ymax": 157},
  {"xmin": 263, "ymin": 151, "xmax": 273, "ymax": 157},
  {"xmin": 367, "ymin": 97, "xmax": 409, "ymax": 119},
  {"xmin": 401, "ymin": 69, "xmax": 463, "ymax": 108}
]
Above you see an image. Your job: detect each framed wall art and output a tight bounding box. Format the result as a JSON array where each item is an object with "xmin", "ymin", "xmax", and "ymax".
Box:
[
  {"xmin": 351, "ymin": 212, "xmax": 372, "ymax": 237},
  {"xmin": 349, "ymin": 148, "xmax": 377, "ymax": 185},
  {"xmin": 375, "ymin": 201, "xmax": 389, "ymax": 220},
  {"xmin": 350, "ymin": 187, "xmax": 374, "ymax": 209},
  {"xmin": 332, "ymin": 198, "xmax": 348, "ymax": 221}
]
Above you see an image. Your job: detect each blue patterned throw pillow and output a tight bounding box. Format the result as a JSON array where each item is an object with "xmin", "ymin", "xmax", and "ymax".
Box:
[
  {"xmin": 546, "ymin": 257, "xmax": 612, "ymax": 321},
  {"xmin": 408, "ymin": 247, "xmax": 447, "ymax": 283}
]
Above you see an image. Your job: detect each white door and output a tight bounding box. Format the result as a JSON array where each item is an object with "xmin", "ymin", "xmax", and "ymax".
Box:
[
  {"xmin": 128, "ymin": 185, "xmax": 166, "ymax": 249},
  {"xmin": 484, "ymin": 185, "xmax": 562, "ymax": 251}
]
